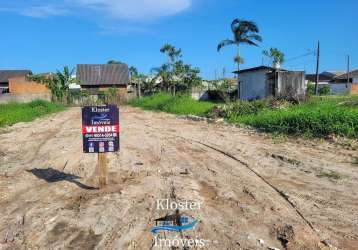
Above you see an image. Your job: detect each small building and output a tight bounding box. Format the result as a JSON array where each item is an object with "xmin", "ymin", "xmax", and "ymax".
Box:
[
  {"xmin": 9, "ymin": 76, "xmax": 51, "ymax": 95},
  {"xmin": 0, "ymin": 70, "xmax": 32, "ymax": 94},
  {"xmin": 0, "ymin": 70, "xmax": 53, "ymax": 103},
  {"xmin": 306, "ymin": 70, "xmax": 358, "ymax": 95},
  {"xmin": 333, "ymin": 70, "xmax": 358, "ymax": 95},
  {"xmin": 234, "ymin": 66, "xmax": 306, "ymax": 100},
  {"xmin": 76, "ymin": 64, "xmax": 130, "ymax": 100},
  {"xmin": 305, "ymin": 72, "xmax": 333, "ymax": 86}
]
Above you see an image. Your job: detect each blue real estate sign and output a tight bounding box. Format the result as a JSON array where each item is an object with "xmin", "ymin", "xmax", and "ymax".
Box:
[{"xmin": 82, "ymin": 105, "xmax": 120, "ymax": 153}]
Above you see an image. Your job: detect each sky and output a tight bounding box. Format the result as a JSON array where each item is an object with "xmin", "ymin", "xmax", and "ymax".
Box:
[{"xmin": 0, "ymin": 0, "xmax": 357, "ymax": 79}]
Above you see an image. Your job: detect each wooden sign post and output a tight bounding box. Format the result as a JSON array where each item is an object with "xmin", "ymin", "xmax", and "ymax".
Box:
[
  {"xmin": 98, "ymin": 153, "xmax": 108, "ymax": 188},
  {"xmin": 82, "ymin": 105, "xmax": 120, "ymax": 189}
]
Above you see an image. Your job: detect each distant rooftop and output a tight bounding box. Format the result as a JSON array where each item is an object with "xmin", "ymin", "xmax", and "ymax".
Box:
[
  {"xmin": 306, "ymin": 74, "xmax": 333, "ymax": 82},
  {"xmin": 335, "ymin": 69, "xmax": 358, "ymax": 79},
  {"xmin": 77, "ymin": 64, "xmax": 129, "ymax": 86},
  {"xmin": 233, "ymin": 66, "xmax": 288, "ymax": 74},
  {"xmin": 0, "ymin": 70, "xmax": 32, "ymax": 83},
  {"xmin": 322, "ymin": 71, "xmax": 346, "ymax": 77}
]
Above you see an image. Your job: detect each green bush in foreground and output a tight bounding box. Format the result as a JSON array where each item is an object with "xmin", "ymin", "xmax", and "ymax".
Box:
[
  {"xmin": 129, "ymin": 93, "xmax": 215, "ymax": 116},
  {"xmin": 0, "ymin": 100, "xmax": 65, "ymax": 127},
  {"xmin": 228, "ymin": 96, "xmax": 358, "ymax": 138}
]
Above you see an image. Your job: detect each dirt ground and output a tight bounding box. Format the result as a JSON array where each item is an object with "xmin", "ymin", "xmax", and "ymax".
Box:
[{"xmin": 0, "ymin": 107, "xmax": 357, "ymax": 250}]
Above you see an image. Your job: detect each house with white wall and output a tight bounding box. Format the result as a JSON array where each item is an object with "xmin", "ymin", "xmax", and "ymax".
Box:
[
  {"xmin": 306, "ymin": 70, "xmax": 358, "ymax": 95},
  {"xmin": 332, "ymin": 70, "xmax": 358, "ymax": 95},
  {"xmin": 234, "ymin": 66, "xmax": 306, "ymax": 100}
]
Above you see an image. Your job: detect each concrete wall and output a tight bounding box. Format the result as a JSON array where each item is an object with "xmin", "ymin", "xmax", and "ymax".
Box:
[
  {"xmin": 239, "ymin": 70, "xmax": 267, "ymax": 100},
  {"xmin": 277, "ymin": 71, "xmax": 306, "ymax": 97},
  {"xmin": 9, "ymin": 76, "xmax": 50, "ymax": 94},
  {"xmin": 330, "ymin": 83, "xmax": 350, "ymax": 95}
]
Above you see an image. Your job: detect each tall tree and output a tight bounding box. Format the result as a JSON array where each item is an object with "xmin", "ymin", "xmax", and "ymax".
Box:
[
  {"xmin": 159, "ymin": 44, "xmax": 182, "ymax": 94},
  {"xmin": 160, "ymin": 44, "xmax": 182, "ymax": 65},
  {"xmin": 217, "ymin": 19, "xmax": 262, "ymax": 72},
  {"xmin": 129, "ymin": 66, "xmax": 138, "ymax": 77}
]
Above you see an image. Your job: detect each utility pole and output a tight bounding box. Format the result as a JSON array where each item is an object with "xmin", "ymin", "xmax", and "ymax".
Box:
[
  {"xmin": 315, "ymin": 41, "xmax": 320, "ymax": 95},
  {"xmin": 347, "ymin": 55, "xmax": 350, "ymax": 90}
]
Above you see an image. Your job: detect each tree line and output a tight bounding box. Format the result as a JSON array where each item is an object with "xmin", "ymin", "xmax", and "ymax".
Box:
[{"xmin": 130, "ymin": 44, "xmax": 202, "ymax": 97}]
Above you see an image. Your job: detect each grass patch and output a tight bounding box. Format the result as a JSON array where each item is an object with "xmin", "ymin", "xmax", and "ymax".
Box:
[
  {"xmin": 316, "ymin": 170, "xmax": 344, "ymax": 181},
  {"xmin": 0, "ymin": 100, "xmax": 65, "ymax": 127},
  {"xmin": 227, "ymin": 96, "xmax": 358, "ymax": 138},
  {"xmin": 129, "ymin": 93, "xmax": 215, "ymax": 116},
  {"xmin": 130, "ymin": 94, "xmax": 358, "ymax": 138}
]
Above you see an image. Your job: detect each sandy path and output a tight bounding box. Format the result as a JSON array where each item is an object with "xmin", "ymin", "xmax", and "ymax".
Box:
[{"xmin": 0, "ymin": 107, "xmax": 357, "ymax": 250}]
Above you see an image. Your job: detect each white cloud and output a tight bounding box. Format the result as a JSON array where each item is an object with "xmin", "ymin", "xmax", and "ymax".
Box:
[
  {"xmin": 73, "ymin": 0, "xmax": 192, "ymax": 20},
  {"xmin": 0, "ymin": 0, "xmax": 192, "ymax": 20},
  {"xmin": 0, "ymin": 0, "xmax": 193, "ymax": 34},
  {"xmin": 19, "ymin": 5, "xmax": 69, "ymax": 18}
]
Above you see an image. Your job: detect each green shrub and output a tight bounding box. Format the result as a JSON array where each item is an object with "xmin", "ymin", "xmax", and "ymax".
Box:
[
  {"xmin": 307, "ymin": 83, "xmax": 315, "ymax": 96},
  {"xmin": 0, "ymin": 100, "xmax": 65, "ymax": 127},
  {"xmin": 214, "ymin": 98, "xmax": 291, "ymax": 119},
  {"xmin": 218, "ymin": 99, "xmax": 267, "ymax": 118},
  {"xmin": 307, "ymin": 82, "xmax": 331, "ymax": 96},
  {"xmin": 319, "ymin": 85, "xmax": 331, "ymax": 95},
  {"xmin": 129, "ymin": 93, "xmax": 215, "ymax": 116},
  {"xmin": 229, "ymin": 96, "xmax": 358, "ymax": 138}
]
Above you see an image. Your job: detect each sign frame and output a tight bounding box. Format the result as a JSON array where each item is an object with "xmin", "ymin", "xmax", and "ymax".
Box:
[{"xmin": 82, "ymin": 105, "xmax": 120, "ymax": 154}]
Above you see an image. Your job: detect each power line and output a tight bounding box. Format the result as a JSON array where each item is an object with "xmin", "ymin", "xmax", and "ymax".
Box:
[
  {"xmin": 284, "ymin": 59, "xmax": 316, "ymax": 68},
  {"xmin": 285, "ymin": 50, "xmax": 316, "ymax": 62}
]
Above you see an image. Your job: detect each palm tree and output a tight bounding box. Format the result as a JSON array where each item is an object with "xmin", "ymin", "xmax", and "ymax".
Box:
[
  {"xmin": 159, "ymin": 44, "xmax": 182, "ymax": 94},
  {"xmin": 217, "ymin": 19, "xmax": 262, "ymax": 72},
  {"xmin": 151, "ymin": 63, "xmax": 171, "ymax": 91},
  {"xmin": 129, "ymin": 66, "xmax": 138, "ymax": 77},
  {"xmin": 160, "ymin": 44, "xmax": 182, "ymax": 65}
]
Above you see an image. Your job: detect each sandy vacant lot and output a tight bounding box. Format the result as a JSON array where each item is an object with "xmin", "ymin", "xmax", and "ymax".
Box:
[{"xmin": 0, "ymin": 107, "xmax": 357, "ymax": 250}]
